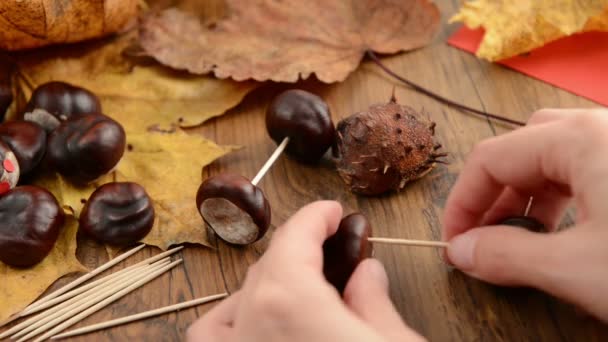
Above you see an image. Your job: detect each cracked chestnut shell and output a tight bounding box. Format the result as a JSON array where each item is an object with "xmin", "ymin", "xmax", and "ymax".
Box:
[
  {"xmin": 334, "ymin": 96, "xmax": 445, "ymax": 195},
  {"xmin": 196, "ymin": 173, "xmax": 271, "ymax": 245},
  {"xmin": 0, "ymin": 54, "xmax": 14, "ymax": 121},
  {"xmin": 80, "ymin": 182, "xmax": 155, "ymax": 246},
  {"xmin": 0, "ymin": 186, "xmax": 65, "ymax": 268},
  {"xmin": 47, "ymin": 114, "xmax": 126, "ymax": 184},
  {"xmin": 0, "ymin": 121, "xmax": 46, "ymax": 175},
  {"xmin": 323, "ymin": 213, "xmax": 373, "ymax": 294},
  {"xmin": 499, "ymin": 216, "xmax": 546, "ymax": 232},
  {"xmin": 266, "ymin": 89, "xmax": 335, "ymax": 163},
  {"xmin": 0, "ymin": 140, "xmax": 19, "ymax": 195},
  {"xmin": 23, "ymin": 81, "xmax": 101, "ymax": 131}
]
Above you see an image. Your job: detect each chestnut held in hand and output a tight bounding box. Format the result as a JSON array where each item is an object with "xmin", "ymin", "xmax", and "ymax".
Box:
[
  {"xmin": 23, "ymin": 81, "xmax": 102, "ymax": 132},
  {"xmin": 80, "ymin": 182, "xmax": 155, "ymax": 246},
  {"xmin": 0, "ymin": 140, "xmax": 19, "ymax": 195},
  {"xmin": 266, "ymin": 89, "xmax": 335, "ymax": 163},
  {"xmin": 500, "ymin": 216, "xmax": 546, "ymax": 232},
  {"xmin": 323, "ymin": 213, "xmax": 373, "ymax": 294},
  {"xmin": 0, "ymin": 186, "xmax": 65, "ymax": 268},
  {"xmin": 47, "ymin": 114, "xmax": 126, "ymax": 184},
  {"xmin": 0, "ymin": 120, "xmax": 46, "ymax": 176},
  {"xmin": 197, "ymin": 173, "xmax": 271, "ymax": 245}
]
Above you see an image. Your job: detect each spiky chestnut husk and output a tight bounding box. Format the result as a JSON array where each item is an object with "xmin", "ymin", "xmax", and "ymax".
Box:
[{"xmin": 333, "ymin": 96, "xmax": 446, "ymax": 196}]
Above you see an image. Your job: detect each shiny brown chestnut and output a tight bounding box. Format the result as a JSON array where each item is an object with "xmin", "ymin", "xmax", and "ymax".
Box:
[
  {"xmin": 0, "ymin": 186, "xmax": 65, "ymax": 267},
  {"xmin": 323, "ymin": 213, "xmax": 373, "ymax": 294},
  {"xmin": 23, "ymin": 81, "xmax": 102, "ymax": 131},
  {"xmin": 499, "ymin": 216, "xmax": 546, "ymax": 232},
  {"xmin": 266, "ymin": 89, "xmax": 335, "ymax": 163},
  {"xmin": 0, "ymin": 140, "xmax": 19, "ymax": 195},
  {"xmin": 196, "ymin": 173, "xmax": 271, "ymax": 245},
  {"xmin": 0, "ymin": 121, "xmax": 46, "ymax": 175},
  {"xmin": 80, "ymin": 182, "xmax": 155, "ymax": 246},
  {"xmin": 47, "ymin": 114, "xmax": 126, "ymax": 184}
]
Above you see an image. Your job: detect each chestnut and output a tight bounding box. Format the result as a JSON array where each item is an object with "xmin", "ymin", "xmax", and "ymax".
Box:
[
  {"xmin": 23, "ymin": 81, "xmax": 101, "ymax": 132},
  {"xmin": 499, "ymin": 216, "xmax": 546, "ymax": 232},
  {"xmin": 196, "ymin": 173, "xmax": 271, "ymax": 245},
  {"xmin": 47, "ymin": 114, "xmax": 126, "ymax": 184},
  {"xmin": 80, "ymin": 182, "xmax": 155, "ymax": 246},
  {"xmin": 0, "ymin": 186, "xmax": 65, "ymax": 267},
  {"xmin": 0, "ymin": 121, "xmax": 46, "ymax": 176},
  {"xmin": 266, "ymin": 89, "xmax": 335, "ymax": 163},
  {"xmin": 323, "ymin": 213, "xmax": 373, "ymax": 294},
  {"xmin": 0, "ymin": 140, "xmax": 19, "ymax": 195}
]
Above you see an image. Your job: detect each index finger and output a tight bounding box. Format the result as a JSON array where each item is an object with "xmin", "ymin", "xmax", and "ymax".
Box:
[
  {"xmin": 265, "ymin": 200, "xmax": 343, "ymax": 271},
  {"xmin": 442, "ymin": 114, "xmax": 607, "ymax": 241}
]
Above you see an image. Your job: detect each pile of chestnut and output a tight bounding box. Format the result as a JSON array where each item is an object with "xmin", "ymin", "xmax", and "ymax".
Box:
[{"xmin": 0, "ymin": 81, "xmax": 154, "ymax": 268}]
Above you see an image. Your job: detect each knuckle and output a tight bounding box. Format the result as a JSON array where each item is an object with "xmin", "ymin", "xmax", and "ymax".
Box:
[
  {"xmin": 249, "ymin": 282, "xmax": 294, "ymax": 321},
  {"xmin": 469, "ymin": 138, "xmax": 496, "ymax": 162}
]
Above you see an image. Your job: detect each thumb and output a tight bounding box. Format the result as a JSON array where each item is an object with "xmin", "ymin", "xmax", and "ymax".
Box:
[
  {"xmin": 343, "ymin": 258, "xmax": 425, "ymax": 342},
  {"xmin": 447, "ymin": 225, "xmax": 608, "ymax": 320}
]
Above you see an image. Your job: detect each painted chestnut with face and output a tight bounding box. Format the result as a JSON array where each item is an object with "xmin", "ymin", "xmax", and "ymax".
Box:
[
  {"xmin": 80, "ymin": 182, "xmax": 155, "ymax": 246},
  {"xmin": 47, "ymin": 114, "xmax": 126, "ymax": 184},
  {"xmin": 499, "ymin": 216, "xmax": 546, "ymax": 232},
  {"xmin": 23, "ymin": 81, "xmax": 101, "ymax": 131},
  {"xmin": 196, "ymin": 173, "xmax": 271, "ymax": 245},
  {"xmin": 323, "ymin": 213, "xmax": 373, "ymax": 294},
  {"xmin": 0, "ymin": 121, "xmax": 46, "ymax": 176},
  {"xmin": 0, "ymin": 186, "xmax": 65, "ymax": 267},
  {"xmin": 266, "ymin": 89, "xmax": 335, "ymax": 163},
  {"xmin": 0, "ymin": 140, "xmax": 19, "ymax": 195}
]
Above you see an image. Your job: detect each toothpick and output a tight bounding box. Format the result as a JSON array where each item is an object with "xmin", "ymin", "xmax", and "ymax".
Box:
[
  {"xmin": 368, "ymin": 237, "xmax": 448, "ymax": 248},
  {"xmin": 9, "ymin": 261, "xmax": 171, "ymax": 341},
  {"xmin": 20, "ymin": 246, "xmax": 183, "ymax": 317},
  {"xmin": 51, "ymin": 293, "xmax": 228, "ymax": 340},
  {"xmin": 524, "ymin": 196, "xmax": 534, "ymax": 217},
  {"xmin": 19, "ymin": 244, "xmax": 146, "ymax": 315},
  {"xmin": 32, "ymin": 260, "xmax": 183, "ymax": 342},
  {"xmin": 251, "ymin": 137, "xmax": 289, "ymax": 186}
]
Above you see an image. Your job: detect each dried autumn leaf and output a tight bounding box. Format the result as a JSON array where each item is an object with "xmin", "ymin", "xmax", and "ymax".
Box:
[
  {"xmin": 139, "ymin": 0, "xmax": 441, "ymax": 83},
  {"xmin": 13, "ymin": 34, "xmax": 258, "ymax": 132},
  {"xmin": 0, "ymin": 0, "xmax": 138, "ymax": 51},
  {"xmin": 0, "ymin": 216, "xmax": 86, "ymax": 323},
  {"xmin": 451, "ymin": 0, "xmax": 608, "ymax": 61}
]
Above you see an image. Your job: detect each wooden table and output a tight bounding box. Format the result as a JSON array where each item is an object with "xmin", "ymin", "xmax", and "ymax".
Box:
[{"xmin": 26, "ymin": 1, "xmax": 607, "ymax": 340}]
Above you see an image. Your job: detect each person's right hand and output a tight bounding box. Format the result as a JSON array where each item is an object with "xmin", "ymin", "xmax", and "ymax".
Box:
[{"xmin": 442, "ymin": 108, "xmax": 608, "ymax": 322}]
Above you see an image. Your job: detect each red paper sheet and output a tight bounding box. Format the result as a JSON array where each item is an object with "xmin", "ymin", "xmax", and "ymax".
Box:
[{"xmin": 447, "ymin": 27, "xmax": 608, "ymax": 106}]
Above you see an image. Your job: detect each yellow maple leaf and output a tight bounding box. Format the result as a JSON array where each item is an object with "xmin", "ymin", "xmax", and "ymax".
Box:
[
  {"xmin": 451, "ymin": 0, "xmax": 608, "ymax": 61},
  {"xmin": 0, "ymin": 217, "xmax": 86, "ymax": 323}
]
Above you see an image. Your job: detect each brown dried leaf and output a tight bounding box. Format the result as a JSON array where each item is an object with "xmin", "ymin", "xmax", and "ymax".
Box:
[
  {"xmin": 139, "ymin": 0, "xmax": 440, "ymax": 83},
  {"xmin": 0, "ymin": 0, "xmax": 138, "ymax": 51},
  {"xmin": 13, "ymin": 33, "xmax": 258, "ymax": 132},
  {"xmin": 0, "ymin": 216, "xmax": 86, "ymax": 323}
]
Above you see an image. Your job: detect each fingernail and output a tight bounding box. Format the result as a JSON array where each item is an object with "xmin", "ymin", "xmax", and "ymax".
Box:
[
  {"xmin": 365, "ymin": 258, "xmax": 389, "ymax": 291},
  {"xmin": 447, "ymin": 230, "xmax": 481, "ymax": 270}
]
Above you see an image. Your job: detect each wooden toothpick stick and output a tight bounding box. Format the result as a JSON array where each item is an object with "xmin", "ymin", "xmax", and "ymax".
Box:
[
  {"xmin": 251, "ymin": 137, "xmax": 289, "ymax": 186},
  {"xmin": 32, "ymin": 260, "xmax": 184, "ymax": 342},
  {"xmin": 18, "ymin": 244, "xmax": 146, "ymax": 315},
  {"xmin": 51, "ymin": 293, "xmax": 229, "ymax": 340},
  {"xmin": 368, "ymin": 237, "xmax": 448, "ymax": 248}
]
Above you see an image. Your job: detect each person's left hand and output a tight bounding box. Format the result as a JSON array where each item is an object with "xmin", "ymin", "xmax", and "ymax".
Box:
[{"xmin": 187, "ymin": 201, "xmax": 423, "ymax": 342}]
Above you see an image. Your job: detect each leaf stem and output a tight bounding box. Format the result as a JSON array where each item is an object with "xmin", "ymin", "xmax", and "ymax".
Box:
[{"xmin": 365, "ymin": 50, "xmax": 525, "ymax": 127}]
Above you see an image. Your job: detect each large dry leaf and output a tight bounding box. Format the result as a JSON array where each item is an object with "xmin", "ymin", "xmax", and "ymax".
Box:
[
  {"xmin": 0, "ymin": 0, "xmax": 138, "ymax": 51},
  {"xmin": 451, "ymin": 0, "xmax": 608, "ymax": 61},
  {"xmin": 117, "ymin": 131, "xmax": 239, "ymax": 250},
  {"xmin": 13, "ymin": 34, "xmax": 258, "ymax": 132},
  {"xmin": 139, "ymin": 0, "xmax": 441, "ymax": 83},
  {"xmin": 0, "ymin": 217, "xmax": 86, "ymax": 323}
]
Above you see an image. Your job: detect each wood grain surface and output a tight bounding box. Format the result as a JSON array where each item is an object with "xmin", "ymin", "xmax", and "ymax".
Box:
[{"xmin": 5, "ymin": 0, "xmax": 607, "ymax": 340}]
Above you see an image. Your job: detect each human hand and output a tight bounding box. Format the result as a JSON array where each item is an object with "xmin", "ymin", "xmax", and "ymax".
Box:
[
  {"xmin": 187, "ymin": 201, "xmax": 423, "ymax": 342},
  {"xmin": 442, "ymin": 108, "xmax": 608, "ymax": 321}
]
